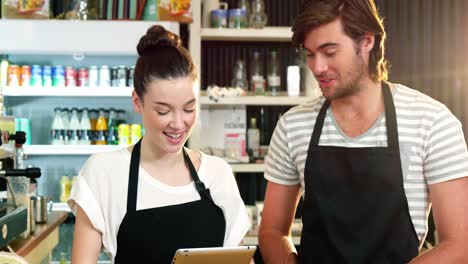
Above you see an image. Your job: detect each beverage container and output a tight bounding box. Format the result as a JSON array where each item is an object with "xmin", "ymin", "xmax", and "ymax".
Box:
[
  {"xmin": 95, "ymin": 108, "xmax": 108, "ymax": 145},
  {"xmin": 118, "ymin": 123, "xmax": 130, "ymax": 145},
  {"xmin": 89, "ymin": 66, "xmax": 99, "ymax": 87},
  {"xmin": 61, "ymin": 108, "xmax": 71, "ymax": 144},
  {"xmin": 106, "ymin": 108, "xmax": 118, "ymax": 145},
  {"xmin": 59, "ymin": 176, "xmax": 71, "ymax": 203},
  {"xmin": 202, "ymin": 0, "xmax": 221, "ymax": 27},
  {"xmin": 7, "ymin": 65, "xmax": 20, "ymax": 87},
  {"xmin": 110, "ymin": 66, "xmax": 118, "ymax": 87},
  {"xmin": 52, "ymin": 65, "xmax": 66, "ymax": 87},
  {"xmin": 287, "ymin": 66, "xmax": 301, "ymax": 96},
  {"xmin": 78, "ymin": 68, "xmax": 89, "ymax": 87},
  {"xmin": 68, "ymin": 108, "xmax": 80, "ymax": 145},
  {"xmin": 130, "ymin": 124, "xmax": 142, "ymax": 144},
  {"xmin": 127, "ymin": 66, "xmax": 135, "ymax": 87},
  {"xmin": 117, "ymin": 66, "xmax": 127, "ymax": 87},
  {"xmin": 20, "ymin": 65, "xmax": 31, "ymax": 87},
  {"xmin": 89, "ymin": 109, "xmax": 98, "ymax": 144},
  {"xmin": 30, "ymin": 65, "xmax": 43, "ymax": 87},
  {"xmin": 250, "ymin": 51, "xmax": 266, "ymax": 95},
  {"xmin": 51, "ymin": 107, "xmax": 65, "ymax": 145},
  {"xmin": 228, "ymin": 8, "xmax": 247, "ymax": 29},
  {"xmin": 0, "ymin": 55, "xmax": 9, "ymax": 89},
  {"xmin": 210, "ymin": 3, "xmax": 228, "ymax": 28},
  {"xmin": 231, "ymin": 60, "xmax": 248, "ymax": 90},
  {"xmin": 249, "ymin": 0, "xmax": 267, "ymax": 28},
  {"xmin": 237, "ymin": 0, "xmax": 250, "ymax": 26},
  {"xmin": 247, "ymin": 117, "xmax": 260, "ymax": 158},
  {"xmin": 267, "ymin": 50, "xmax": 281, "ymax": 95},
  {"xmin": 42, "ymin": 66, "xmax": 53, "ymax": 87},
  {"xmin": 99, "ymin": 65, "xmax": 111, "ymax": 87},
  {"xmin": 65, "ymin": 66, "xmax": 77, "ymax": 87},
  {"xmin": 79, "ymin": 108, "xmax": 92, "ymax": 145}
]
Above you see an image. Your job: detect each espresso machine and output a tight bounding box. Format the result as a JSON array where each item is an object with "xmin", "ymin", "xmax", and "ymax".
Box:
[{"xmin": 0, "ymin": 116, "xmax": 41, "ymax": 248}]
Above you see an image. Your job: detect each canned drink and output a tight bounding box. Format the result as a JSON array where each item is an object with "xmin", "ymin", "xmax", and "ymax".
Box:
[
  {"xmin": 117, "ymin": 66, "xmax": 127, "ymax": 87},
  {"xmin": 99, "ymin": 65, "xmax": 111, "ymax": 87},
  {"xmin": 110, "ymin": 67, "xmax": 118, "ymax": 87},
  {"xmin": 89, "ymin": 66, "xmax": 99, "ymax": 87},
  {"xmin": 52, "ymin": 65, "xmax": 65, "ymax": 87},
  {"xmin": 31, "ymin": 65, "xmax": 43, "ymax": 87},
  {"xmin": 7, "ymin": 65, "xmax": 20, "ymax": 87},
  {"xmin": 118, "ymin": 123, "xmax": 130, "ymax": 145},
  {"xmin": 65, "ymin": 66, "xmax": 77, "ymax": 87},
  {"xmin": 127, "ymin": 66, "xmax": 135, "ymax": 87},
  {"xmin": 78, "ymin": 68, "xmax": 89, "ymax": 87},
  {"xmin": 130, "ymin": 124, "xmax": 142, "ymax": 144},
  {"xmin": 42, "ymin": 66, "xmax": 52, "ymax": 87},
  {"xmin": 20, "ymin": 65, "xmax": 31, "ymax": 87}
]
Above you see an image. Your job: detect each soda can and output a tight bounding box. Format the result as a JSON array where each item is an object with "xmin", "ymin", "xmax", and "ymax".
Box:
[
  {"xmin": 20, "ymin": 65, "xmax": 31, "ymax": 87},
  {"xmin": 65, "ymin": 66, "xmax": 77, "ymax": 87},
  {"xmin": 117, "ymin": 66, "xmax": 127, "ymax": 87},
  {"xmin": 78, "ymin": 68, "xmax": 89, "ymax": 87},
  {"xmin": 52, "ymin": 65, "xmax": 65, "ymax": 87},
  {"xmin": 42, "ymin": 66, "xmax": 52, "ymax": 87},
  {"xmin": 127, "ymin": 66, "xmax": 135, "ymax": 87},
  {"xmin": 31, "ymin": 65, "xmax": 43, "ymax": 87},
  {"xmin": 110, "ymin": 67, "xmax": 118, "ymax": 87},
  {"xmin": 99, "ymin": 65, "xmax": 111, "ymax": 87},
  {"xmin": 7, "ymin": 65, "xmax": 20, "ymax": 87},
  {"xmin": 118, "ymin": 123, "xmax": 130, "ymax": 145},
  {"xmin": 130, "ymin": 124, "xmax": 142, "ymax": 144},
  {"xmin": 89, "ymin": 66, "xmax": 99, "ymax": 87}
]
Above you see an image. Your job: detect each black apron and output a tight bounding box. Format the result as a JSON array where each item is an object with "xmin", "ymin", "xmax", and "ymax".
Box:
[
  {"xmin": 114, "ymin": 140, "xmax": 226, "ymax": 263},
  {"xmin": 299, "ymin": 83, "xmax": 419, "ymax": 264}
]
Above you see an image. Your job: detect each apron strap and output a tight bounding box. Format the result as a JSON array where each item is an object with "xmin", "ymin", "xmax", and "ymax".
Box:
[
  {"xmin": 182, "ymin": 149, "xmax": 215, "ymax": 202},
  {"xmin": 311, "ymin": 100, "xmax": 330, "ymax": 146},
  {"xmin": 127, "ymin": 139, "xmax": 142, "ymax": 213}
]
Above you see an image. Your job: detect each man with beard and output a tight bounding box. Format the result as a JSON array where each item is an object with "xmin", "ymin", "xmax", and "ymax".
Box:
[{"xmin": 259, "ymin": 0, "xmax": 468, "ymax": 263}]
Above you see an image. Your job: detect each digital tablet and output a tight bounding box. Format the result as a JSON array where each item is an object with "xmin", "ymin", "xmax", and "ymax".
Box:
[{"xmin": 171, "ymin": 246, "xmax": 256, "ymax": 264}]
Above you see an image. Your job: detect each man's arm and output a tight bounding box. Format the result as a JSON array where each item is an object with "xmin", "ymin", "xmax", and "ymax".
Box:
[
  {"xmin": 259, "ymin": 181, "xmax": 302, "ymax": 264},
  {"xmin": 410, "ymin": 177, "xmax": 468, "ymax": 263}
]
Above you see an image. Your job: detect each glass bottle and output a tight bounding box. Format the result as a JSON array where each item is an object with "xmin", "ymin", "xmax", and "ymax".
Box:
[
  {"xmin": 61, "ymin": 108, "xmax": 70, "ymax": 144},
  {"xmin": 51, "ymin": 107, "xmax": 65, "ymax": 145},
  {"xmin": 89, "ymin": 109, "xmax": 98, "ymax": 145},
  {"xmin": 95, "ymin": 108, "xmax": 108, "ymax": 145},
  {"xmin": 79, "ymin": 108, "xmax": 91, "ymax": 145},
  {"xmin": 68, "ymin": 108, "xmax": 80, "ymax": 145},
  {"xmin": 250, "ymin": 51, "xmax": 266, "ymax": 95},
  {"xmin": 267, "ymin": 50, "xmax": 281, "ymax": 96},
  {"xmin": 231, "ymin": 60, "xmax": 248, "ymax": 90},
  {"xmin": 249, "ymin": 0, "xmax": 267, "ymax": 29},
  {"xmin": 106, "ymin": 108, "xmax": 118, "ymax": 145}
]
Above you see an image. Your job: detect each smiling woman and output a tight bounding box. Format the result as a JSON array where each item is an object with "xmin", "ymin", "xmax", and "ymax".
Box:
[{"xmin": 68, "ymin": 25, "xmax": 251, "ymax": 264}]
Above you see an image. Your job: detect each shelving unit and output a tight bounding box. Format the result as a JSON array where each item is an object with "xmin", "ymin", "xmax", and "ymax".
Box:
[
  {"xmin": 201, "ymin": 27, "xmax": 292, "ymax": 42},
  {"xmin": 23, "ymin": 145, "xmax": 123, "ymax": 155},
  {"xmin": 2, "ymin": 87, "xmax": 133, "ymax": 97},
  {"xmin": 199, "ymin": 94, "xmax": 310, "ymax": 106}
]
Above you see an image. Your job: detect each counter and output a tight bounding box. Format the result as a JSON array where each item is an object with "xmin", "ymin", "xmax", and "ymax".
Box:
[{"xmin": 9, "ymin": 211, "xmax": 68, "ymax": 264}]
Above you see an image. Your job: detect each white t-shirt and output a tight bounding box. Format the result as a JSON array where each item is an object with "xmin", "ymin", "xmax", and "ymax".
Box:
[
  {"xmin": 69, "ymin": 148, "xmax": 250, "ymax": 262},
  {"xmin": 265, "ymin": 83, "xmax": 468, "ymax": 245}
]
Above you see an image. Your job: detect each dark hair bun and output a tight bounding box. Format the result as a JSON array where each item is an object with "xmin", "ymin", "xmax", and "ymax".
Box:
[{"xmin": 137, "ymin": 25, "xmax": 182, "ymax": 56}]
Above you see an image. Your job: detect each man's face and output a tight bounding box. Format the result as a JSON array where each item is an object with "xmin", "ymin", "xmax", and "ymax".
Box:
[{"xmin": 303, "ymin": 18, "xmax": 369, "ymax": 100}]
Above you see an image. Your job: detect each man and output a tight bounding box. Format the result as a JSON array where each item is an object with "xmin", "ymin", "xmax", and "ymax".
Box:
[{"xmin": 259, "ymin": 0, "xmax": 468, "ymax": 263}]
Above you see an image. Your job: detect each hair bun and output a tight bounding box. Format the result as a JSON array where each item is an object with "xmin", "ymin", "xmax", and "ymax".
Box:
[{"xmin": 137, "ymin": 25, "xmax": 182, "ymax": 56}]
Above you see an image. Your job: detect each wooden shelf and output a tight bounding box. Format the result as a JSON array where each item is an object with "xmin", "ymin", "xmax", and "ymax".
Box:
[
  {"xmin": 201, "ymin": 27, "xmax": 292, "ymax": 42},
  {"xmin": 0, "ymin": 20, "xmax": 179, "ymax": 55},
  {"xmin": 2, "ymin": 87, "xmax": 133, "ymax": 97},
  {"xmin": 23, "ymin": 145, "xmax": 124, "ymax": 155},
  {"xmin": 199, "ymin": 94, "xmax": 310, "ymax": 106}
]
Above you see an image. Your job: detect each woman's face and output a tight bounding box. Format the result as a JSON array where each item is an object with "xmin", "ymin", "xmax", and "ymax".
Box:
[{"xmin": 132, "ymin": 76, "xmax": 198, "ymax": 154}]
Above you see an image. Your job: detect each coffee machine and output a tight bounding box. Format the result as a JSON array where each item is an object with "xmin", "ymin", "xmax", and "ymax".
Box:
[{"xmin": 0, "ymin": 116, "xmax": 41, "ymax": 248}]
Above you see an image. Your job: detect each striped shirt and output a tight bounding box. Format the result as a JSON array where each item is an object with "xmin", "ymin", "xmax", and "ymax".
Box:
[{"xmin": 265, "ymin": 83, "xmax": 468, "ymax": 244}]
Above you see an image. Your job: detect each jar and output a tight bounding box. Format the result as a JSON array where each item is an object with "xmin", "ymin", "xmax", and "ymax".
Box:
[{"xmin": 228, "ymin": 9, "xmax": 248, "ymax": 29}]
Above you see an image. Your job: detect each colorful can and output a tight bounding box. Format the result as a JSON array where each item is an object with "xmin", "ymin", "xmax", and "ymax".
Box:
[
  {"xmin": 127, "ymin": 66, "xmax": 135, "ymax": 87},
  {"xmin": 117, "ymin": 66, "xmax": 127, "ymax": 87},
  {"xmin": 65, "ymin": 66, "xmax": 77, "ymax": 87},
  {"xmin": 99, "ymin": 65, "xmax": 111, "ymax": 87},
  {"xmin": 20, "ymin": 65, "xmax": 31, "ymax": 87},
  {"xmin": 7, "ymin": 65, "xmax": 20, "ymax": 87},
  {"xmin": 130, "ymin": 124, "xmax": 142, "ymax": 144},
  {"xmin": 42, "ymin": 66, "xmax": 52, "ymax": 87},
  {"xmin": 110, "ymin": 67, "xmax": 118, "ymax": 87},
  {"xmin": 31, "ymin": 65, "xmax": 43, "ymax": 87},
  {"xmin": 78, "ymin": 68, "xmax": 89, "ymax": 87},
  {"xmin": 89, "ymin": 66, "xmax": 99, "ymax": 87},
  {"xmin": 118, "ymin": 123, "xmax": 130, "ymax": 145},
  {"xmin": 52, "ymin": 65, "xmax": 65, "ymax": 87}
]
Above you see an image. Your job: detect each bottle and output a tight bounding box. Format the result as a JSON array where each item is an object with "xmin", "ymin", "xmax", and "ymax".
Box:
[
  {"xmin": 250, "ymin": 51, "xmax": 266, "ymax": 95},
  {"xmin": 231, "ymin": 60, "xmax": 248, "ymax": 90},
  {"xmin": 287, "ymin": 66, "xmax": 301, "ymax": 97},
  {"xmin": 249, "ymin": 0, "xmax": 267, "ymax": 29},
  {"xmin": 60, "ymin": 176, "xmax": 71, "ymax": 203},
  {"xmin": 61, "ymin": 108, "xmax": 70, "ymax": 144},
  {"xmin": 95, "ymin": 108, "xmax": 108, "ymax": 145},
  {"xmin": 89, "ymin": 109, "xmax": 98, "ymax": 145},
  {"xmin": 247, "ymin": 117, "xmax": 260, "ymax": 159},
  {"xmin": 106, "ymin": 108, "xmax": 118, "ymax": 145},
  {"xmin": 68, "ymin": 108, "xmax": 80, "ymax": 145},
  {"xmin": 51, "ymin": 107, "xmax": 65, "ymax": 145},
  {"xmin": 267, "ymin": 50, "xmax": 281, "ymax": 96},
  {"xmin": 79, "ymin": 108, "xmax": 91, "ymax": 145},
  {"xmin": 237, "ymin": 0, "xmax": 250, "ymax": 26},
  {"xmin": 0, "ymin": 55, "xmax": 9, "ymax": 89}
]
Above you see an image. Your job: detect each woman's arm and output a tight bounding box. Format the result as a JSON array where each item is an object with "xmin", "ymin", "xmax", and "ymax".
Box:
[{"xmin": 71, "ymin": 204, "xmax": 102, "ymax": 263}]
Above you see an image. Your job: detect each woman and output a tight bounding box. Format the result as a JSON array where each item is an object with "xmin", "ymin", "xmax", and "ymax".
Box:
[{"xmin": 69, "ymin": 25, "xmax": 250, "ymax": 263}]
